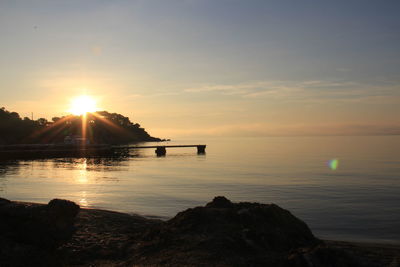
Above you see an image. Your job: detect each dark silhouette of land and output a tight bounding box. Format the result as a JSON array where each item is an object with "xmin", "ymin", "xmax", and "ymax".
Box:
[
  {"xmin": 1, "ymin": 197, "xmax": 399, "ymax": 266},
  {"xmin": 0, "ymin": 107, "xmax": 161, "ymax": 145}
]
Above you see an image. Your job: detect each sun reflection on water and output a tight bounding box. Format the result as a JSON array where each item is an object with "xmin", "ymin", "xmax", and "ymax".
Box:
[
  {"xmin": 79, "ymin": 191, "xmax": 89, "ymax": 207},
  {"xmin": 76, "ymin": 159, "xmax": 88, "ymax": 184}
]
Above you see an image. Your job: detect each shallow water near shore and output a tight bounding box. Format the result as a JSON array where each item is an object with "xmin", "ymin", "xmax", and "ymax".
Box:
[{"xmin": 0, "ymin": 136, "xmax": 399, "ymax": 244}]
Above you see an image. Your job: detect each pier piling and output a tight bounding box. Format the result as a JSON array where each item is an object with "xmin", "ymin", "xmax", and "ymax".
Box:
[
  {"xmin": 197, "ymin": 145, "xmax": 206, "ymax": 154},
  {"xmin": 155, "ymin": 146, "xmax": 167, "ymax": 156}
]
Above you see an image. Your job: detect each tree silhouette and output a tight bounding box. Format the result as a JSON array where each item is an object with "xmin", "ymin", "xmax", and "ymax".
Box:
[{"xmin": 0, "ymin": 107, "xmax": 161, "ymax": 145}]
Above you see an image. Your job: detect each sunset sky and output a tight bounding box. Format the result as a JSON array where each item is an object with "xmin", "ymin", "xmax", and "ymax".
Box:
[{"xmin": 1, "ymin": 0, "xmax": 399, "ymax": 138}]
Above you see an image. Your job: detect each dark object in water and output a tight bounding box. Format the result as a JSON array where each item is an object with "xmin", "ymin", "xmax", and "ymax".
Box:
[{"xmin": 155, "ymin": 146, "xmax": 167, "ymax": 156}]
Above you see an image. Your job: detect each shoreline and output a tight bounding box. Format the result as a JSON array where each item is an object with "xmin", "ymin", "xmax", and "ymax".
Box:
[
  {"xmin": 16, "ymin": 200, "xmax": 400, "ymax": 245},
  {"xmin": 1, "ymin": 197, "xmax": 399, "ymax": 266},
  {"xmin": 9, "ymin": 199, "xmax": 400, "ymax": 247}
]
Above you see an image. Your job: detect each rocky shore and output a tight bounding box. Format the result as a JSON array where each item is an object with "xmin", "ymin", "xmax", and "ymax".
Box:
[{"xmin": 1, "ymin": 197, "xmax": 399, "ymax": 266}]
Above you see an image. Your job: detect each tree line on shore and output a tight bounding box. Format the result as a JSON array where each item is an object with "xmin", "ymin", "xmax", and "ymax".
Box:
[{"xmin": 0, "ymin": 107, "xmax": 161, "ymax": 145}]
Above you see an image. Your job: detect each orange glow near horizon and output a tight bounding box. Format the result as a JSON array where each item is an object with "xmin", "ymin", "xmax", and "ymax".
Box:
[{"xmin": 69, "ymin": 95, "xmax": 98, "ymax": 115}]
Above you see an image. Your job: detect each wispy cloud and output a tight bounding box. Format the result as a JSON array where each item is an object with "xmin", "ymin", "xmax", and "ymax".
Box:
[
  {"xmin": 184, "ymin": 80, "xmax": 400, "ymax": 103},
  {"xmin": 126, "ymin": 92, "xmax": 180, "ymax": 99}
]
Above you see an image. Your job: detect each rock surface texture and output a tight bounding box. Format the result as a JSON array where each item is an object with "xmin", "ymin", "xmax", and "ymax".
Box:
[
  {"xmin": 130, "ymin": 196, "xmax": 320, "ymax": 266},
  {"xmin": 0, "ymin": 198, "xmax": 79, "ymax": 266}
]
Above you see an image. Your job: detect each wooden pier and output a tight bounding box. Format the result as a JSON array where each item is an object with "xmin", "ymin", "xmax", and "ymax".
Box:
[
  {"xmin": 113, "ymin": 144, "xmax": 207, "ymax": 156},
  {"xmin": 0, "ymin": 144, "xmax": 206, "ymax": 159}
]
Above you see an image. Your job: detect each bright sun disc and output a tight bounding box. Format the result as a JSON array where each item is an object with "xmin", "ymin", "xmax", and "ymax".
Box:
[{"xmin": 69, "ymin": 95, "xmax": 97, "ymax": 115}]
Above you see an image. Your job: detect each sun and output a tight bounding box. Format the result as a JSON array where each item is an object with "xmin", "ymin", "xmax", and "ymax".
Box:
[{"xmin": 69, "ymin": 95, "xmax": 97, "ymax": 115}]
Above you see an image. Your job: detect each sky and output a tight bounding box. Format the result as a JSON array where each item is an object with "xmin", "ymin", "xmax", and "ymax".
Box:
[{"xmin": 1, "ymin": 0, "xmax": 400, "ymax": 138}]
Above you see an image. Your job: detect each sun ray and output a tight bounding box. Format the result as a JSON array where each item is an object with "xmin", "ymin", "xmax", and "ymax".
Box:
[
  {"xmin": 24, "ymin": 115, "xmax": 73, "ymax": 142},
  {"xmin": 90, "ymin": 112, "xmax": 125, "ymax": 131},
  {"xmin": 81, "ymin": 113, "xmax": 87, "ymax": 143}
]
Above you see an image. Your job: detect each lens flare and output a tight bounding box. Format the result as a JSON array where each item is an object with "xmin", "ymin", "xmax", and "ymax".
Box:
[{"xmin": 327, "ymin": 159, "xmax": 339, "ymax": 170}]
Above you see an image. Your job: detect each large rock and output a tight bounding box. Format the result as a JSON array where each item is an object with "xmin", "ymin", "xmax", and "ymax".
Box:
[
  {"xmin": 130, "ymin": 196, "xmax": 321, "ymax": 266},
  {"xmin": 0, "ymin": 198, "xmax": 79, "ymax": 247}
]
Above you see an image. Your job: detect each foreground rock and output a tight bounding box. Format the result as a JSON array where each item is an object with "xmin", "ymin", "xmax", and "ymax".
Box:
[
  {"xmin": 129, "ymin": 196, "xmax": 399, "ymax": 266},
  {"xmin": 1, "ymin": 197, "xmax": 399, "ymax": 266},
  {"xmin": 0, "ymin": 198, "xmax": 79, "ymax": 246},
  {"xmin": 0, "ymin": 198, "xmax": 80, "ymax": 266},
  {"xmin": 129, "ymin": 196, "xmax": 320, "ymax": 266}
]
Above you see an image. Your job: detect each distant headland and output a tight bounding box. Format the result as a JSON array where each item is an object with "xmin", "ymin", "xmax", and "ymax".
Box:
[{"xmin": 0, "ymin": 107, "xmax": 163, "ymax": 145}]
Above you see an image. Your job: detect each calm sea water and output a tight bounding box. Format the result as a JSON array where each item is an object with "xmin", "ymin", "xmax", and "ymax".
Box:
[{"xmin": 1, "ymin": 136, "xmax": 399, "ymax": 244}]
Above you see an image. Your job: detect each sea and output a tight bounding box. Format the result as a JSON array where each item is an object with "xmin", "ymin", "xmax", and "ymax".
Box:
[{"xmin": 0, "ymin": 136, "xmax": 399, "ymax": 244}]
